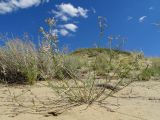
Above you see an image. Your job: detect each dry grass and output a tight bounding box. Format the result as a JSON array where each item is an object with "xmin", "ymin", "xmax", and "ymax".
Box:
[{"xmin": 0, "ymin": 39, "xmax": 39, "ymax": 84}]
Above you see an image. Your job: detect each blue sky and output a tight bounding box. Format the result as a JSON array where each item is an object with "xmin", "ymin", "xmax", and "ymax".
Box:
[{"xmin": 0, "ymin": 0, "xmax": 160, "ymax": 56}]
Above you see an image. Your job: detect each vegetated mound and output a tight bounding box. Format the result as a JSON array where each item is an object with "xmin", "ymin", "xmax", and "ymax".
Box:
[
  {"xmin": 71, "ymin": 48, "xmax": 155, "ymax": 81},
  {"xmin": 70, "ymin": 48, "xmax": 131, "ymax": 57}
]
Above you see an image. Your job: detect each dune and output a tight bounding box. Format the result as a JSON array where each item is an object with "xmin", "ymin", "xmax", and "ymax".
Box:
[{"xmin": 0, "ymin": 80, "xmax": 160, "ymax": 120}]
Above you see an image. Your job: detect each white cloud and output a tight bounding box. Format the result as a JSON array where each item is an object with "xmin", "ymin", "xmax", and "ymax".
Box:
[
  {"xmin": 77, "ymin": 7, "xmax": 88, "ymax": 18},
  {"xmin": 51, "ymin": 24, "xmax": 78, "ymax": 37},
  {"xmin": 59, "ymin": 29, "xmax": 69, "ymax": 36},
  {"xmin": 61, "ymin": 15, "xmax": 69, "ymax": 21},
  {"xmin": 0, "ymin": 2, "xmax": 13, "ymax": 14},
  {"xmin": 127, "ymin": 16, "xmax": 133, "ymax": 21},
  {"xmin": 51, "ymin": 28, "xmax": 70, "ymax": 37},
  {"xmin": 0, "ymin": 0, "xmax": 49, "ymax": 14},
  {"xmin": 58, "ymin": 3, "xmax": 88, "ymax": 18},
  {"xmin": 51, "ymin": 3, "xmax": 88, "ymax": 37},
  {"xmin": 139, "ymin": 16, "xmax": 147, "ymax": 22},
  {"xmin": 151, "ymin": 22, "xmax": 160, "ymax": 27},
  {"xmin": 52, "ymin": 3, "xmax": 88, "ymax": 21},
  {"xmin": 62, "ymin": 23, "xmax": 78, "ymax": 32}
]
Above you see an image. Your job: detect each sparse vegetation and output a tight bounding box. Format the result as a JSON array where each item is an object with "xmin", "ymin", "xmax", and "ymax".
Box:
[{"xmin": 0, "ymin": 16, "xmax": 159, "ymax": 117}]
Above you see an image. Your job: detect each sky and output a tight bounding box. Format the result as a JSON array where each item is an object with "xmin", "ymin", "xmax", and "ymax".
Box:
[{"xmin": 0, "ymin": 0, "xmax": 160, "ymax": 56}]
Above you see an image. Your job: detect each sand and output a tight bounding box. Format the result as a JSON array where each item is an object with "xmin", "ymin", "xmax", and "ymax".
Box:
[{"xmin": 0, "ymin": 80, "xmax": 160, "ymax": 120}]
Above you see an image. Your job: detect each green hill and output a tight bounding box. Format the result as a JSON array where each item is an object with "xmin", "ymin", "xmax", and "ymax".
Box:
[{"xmin": 70, "ymin": 48, "xmax": 131, "ymax": 57}]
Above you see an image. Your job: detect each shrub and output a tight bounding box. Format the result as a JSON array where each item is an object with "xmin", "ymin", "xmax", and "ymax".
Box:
[
  {"xmin": 0, "ymin": 39, "xmax": 39, "ymax": 84},
  {"xmin": 48, "ymin": 48, "xmax": 143, "ymax": 106},
  {"xmin": 0, "ymin": 17, "xmax": 84, "ymax": 84},
  {"xmin": 53, "ymin": 55, "xmax": 84, "ymax": 80},
  {"xmin": 138, "ymin": 68, "xmax": 154, "ymax": 81},
  {"xmin": 92, "ymin": 53, "xmax": 114, "ymax": 76}
]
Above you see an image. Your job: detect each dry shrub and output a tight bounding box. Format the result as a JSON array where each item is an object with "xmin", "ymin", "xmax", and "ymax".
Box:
[
  {"xmin": 0, "ymin": 17, "xmax": 83, "ymax": 84},
  {"xmin": 48, "ymin": 49, "xmax": 147, "ymax": 106},
  {"xmin": 0, "ymin": 39, "xmax": 83, "ymax": 84},
  {"xmin": 0, "ymin": 39, "xmax": 39, "ymax": 84}
]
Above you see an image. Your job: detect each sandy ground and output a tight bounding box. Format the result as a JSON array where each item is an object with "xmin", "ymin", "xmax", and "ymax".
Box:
[{"xmin": 0, "ymin": 80, "xmax": 160, "ymax": 120}]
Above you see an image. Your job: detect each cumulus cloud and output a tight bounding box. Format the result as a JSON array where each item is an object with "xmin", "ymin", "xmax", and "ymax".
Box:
[
  {"xmin": 61, "ymin": 15, "xmax": 69, "ymax": 21},
  {"xmin": 51, "ymin": 28, "xmax": 70, "ymax": 36},
  {"xmin": 59, "ymin": 29, "xmax": 69, "ymax": 36},
  {"xmin": 55, "ymin": 23, "xmax": 78, "ymax": 37},
  {"xmin": 52, "ymin": 3, "xmax": 88, "ymax": 21},
  {"xmin": 139, "ymin": 16, "xmax": 147, "ymax": 22},
  {"xmin": 0, "ymin": 0, "xmax": 49, "ymax": 14},
  {"xmin": 51, "ymin": 3, "xmax": 89, "ymax": 37},
  {"xmin": 0, "ymin": 2, "xmax": 13, "ymax": 14},
  {"xmin": 62, "ymin": 23, "xmax": 78, "ymax": 32}
]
